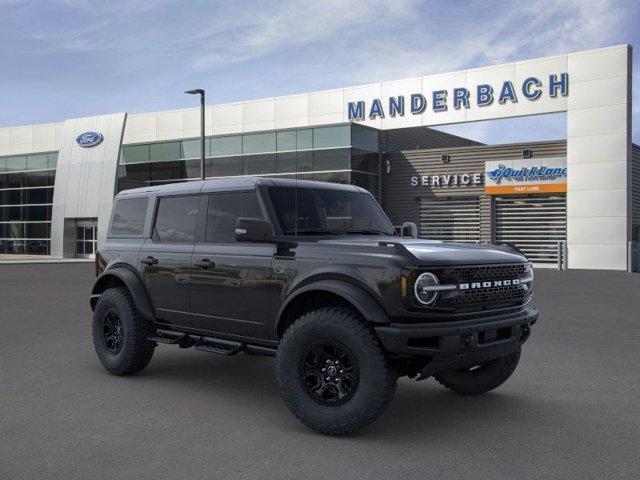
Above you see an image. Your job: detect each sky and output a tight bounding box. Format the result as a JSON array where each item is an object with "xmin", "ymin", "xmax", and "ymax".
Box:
[{"xmin": 0, "ymin": 0, "xmax": 638, "ymax": 144}]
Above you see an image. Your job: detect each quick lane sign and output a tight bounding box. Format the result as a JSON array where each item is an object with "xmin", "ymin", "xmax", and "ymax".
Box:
[
  {"xmin": 348, "ymin": 73, "xmax": 569, "ymax": 120},
  {"xmin": 485, "ymin": 157, "xmax": 567, "ymax": 195}
]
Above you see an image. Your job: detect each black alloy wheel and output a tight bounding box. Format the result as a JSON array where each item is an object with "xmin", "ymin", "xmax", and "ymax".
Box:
[
  {"xmin": 300, "ymin": 340, "xmax": 359, "ymax": 406},
  {"xmin": 102, "ymin": 309, "xmax": 124, "ymax": 354}
]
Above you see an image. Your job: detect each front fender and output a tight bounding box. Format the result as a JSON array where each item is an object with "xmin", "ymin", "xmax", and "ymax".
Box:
[
  {"xmin": 91, "ymin": 267, "xmax": 155, "ymax": 321},
  {"xmin": 276, "ymin": 279, "xmax": 390, "ymax": 334}
]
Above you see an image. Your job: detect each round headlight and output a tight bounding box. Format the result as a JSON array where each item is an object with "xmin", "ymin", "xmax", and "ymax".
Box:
[
  {"xmin": 414, "ymin": 272, "xmax": 440, "ymax": 305},
  {"xmin": 523, "ymin": 263, "xmax": 534, "ymax": 293}
]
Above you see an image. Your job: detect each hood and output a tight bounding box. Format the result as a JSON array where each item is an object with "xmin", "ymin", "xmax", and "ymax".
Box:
[{"xmin": 316, "ymin": 236, "xmax": 528, "ymax": 266}]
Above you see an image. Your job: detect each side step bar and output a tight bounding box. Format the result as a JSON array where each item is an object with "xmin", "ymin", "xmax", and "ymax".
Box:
[{"xmin": 149, "ymin": 328, "xmax": 277, "ymax": 357}]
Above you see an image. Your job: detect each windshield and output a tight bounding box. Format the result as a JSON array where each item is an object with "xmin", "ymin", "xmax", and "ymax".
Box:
[{"xmin": 268, "ymin": 186, "xmax": 396, "ymax": 236}]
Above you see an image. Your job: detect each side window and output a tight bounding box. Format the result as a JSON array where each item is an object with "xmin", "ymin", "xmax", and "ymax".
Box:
[
  {"xmin": 206, "ymin": 192, "xmax": 263, "ymax": 243},
  {"xmin": 154, "ymin": 195, "xmax": 200, "ymax": 243},
  {"xmin": 111, "ymin": 197, "xmax": 148, "ymax": 236}
]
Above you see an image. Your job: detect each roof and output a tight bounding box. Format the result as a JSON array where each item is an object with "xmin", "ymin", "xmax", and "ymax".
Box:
[{"xmin": 115, "ymin": 176, "xmax": 366, "ymax": 198}]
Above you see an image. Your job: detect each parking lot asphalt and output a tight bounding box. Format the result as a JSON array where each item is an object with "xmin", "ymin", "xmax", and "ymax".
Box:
[{"xmin": 1, "ymin": 263, "xmax": 639, "ymax": 480}]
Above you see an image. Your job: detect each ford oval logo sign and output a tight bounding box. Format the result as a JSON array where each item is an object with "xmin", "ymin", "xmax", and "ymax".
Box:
[{"xmin": 76, "ymin": 131, "xmax": 103, "ymax": 148}]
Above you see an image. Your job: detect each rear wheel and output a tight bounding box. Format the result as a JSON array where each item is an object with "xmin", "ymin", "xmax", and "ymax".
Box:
[
  {"xmin": 276, "ymin": 307, "xmax": 397, "ymax": 435},
  {"xmin": 92, "ymin": 287, "xmax": 155, "ymax": 375},
  {"xmin": 434, "ymin": 347, "xmax": 521, "ymax": 395}
]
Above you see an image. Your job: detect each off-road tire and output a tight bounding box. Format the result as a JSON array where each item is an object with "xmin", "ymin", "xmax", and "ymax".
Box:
[
  {"xmin": 434, "ymin": 347, "xmax": 521, "ymax": 395},
  {"xmin": 276, "ymin": 307, "xmax": 397, "ymax": 435},
  {"xmin": 92, "ymin": 287, "xmax": 155, "ymax": 375}
]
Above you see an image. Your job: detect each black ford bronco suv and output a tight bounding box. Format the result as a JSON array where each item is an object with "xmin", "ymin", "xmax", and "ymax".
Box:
[{"xmin": 90, "ymin": 177, "xmax": 537, "ymax": 435}]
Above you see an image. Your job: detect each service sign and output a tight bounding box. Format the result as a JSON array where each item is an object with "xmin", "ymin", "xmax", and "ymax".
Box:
[{"xmin": 484, "ymin": 157, "xmax": 567, "ymax": 195}]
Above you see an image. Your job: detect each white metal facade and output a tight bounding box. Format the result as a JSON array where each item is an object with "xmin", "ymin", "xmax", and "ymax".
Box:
[{"xmin": 0, "ymin": 45, "xmax": 633, "ymax": 270}]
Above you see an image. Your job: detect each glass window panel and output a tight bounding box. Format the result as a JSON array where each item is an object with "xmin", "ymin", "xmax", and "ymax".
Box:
[
  {"xmin": 351, "ymin": 125, "xmax": 379, "ymax": 152},
  {"xmin": 244, "ymin": 154, "xmax": 276, "ymax": 175},
  {"xmin": 22, "ymin": 188, "xmax": 52, "ymax": 205},
  {"xmin": 206, "ymin": 192, "xmax": 263, "ymax": 243},
  {"xmin": 151, "ymin": 160, "xmax": 188, "ymax": 182},
  {"xmin": 297, "ymin": 129, "xmax": 312, "ymax": 150},
  {"xmin": 6, "ymin": 221, "xmax": 25, "ymax": 238},
  {"xmin": 351, "ymin": 171, "xmax": 380, "ymax": 198},
  {"xmin": 211, "ymin": 136, "xmax": 241, "ymax": 157},
  {"xmin": 0, "ymin": 158, "xmax": 6, "ymax": 173},
  {"xmin": 25, "ymin": 171, "xmax": 55, "ymax": 187},
  {"xmin": 110, "ymin": 197, "xmax": 148, "ymax": 236},
  {"xmin": 313, "ymin": 126, "xmax": 350, "ymax": 149},
  {"xmin": 313, "ymin": 148, "xmax": 350, "ymax": 171},
  {"xmin": 122, "ymin": 145, "xmax": 150, "ymax": 164},
  {"xmin": 206, "ymin": 156, "xmax": 242, "ymax": 177},
  {"xmin": 76, "ymin": 226, "xmax": 84, "ymax": 240},
  {"xmin": 154, "ymin": 195, "xmax": 199, "ymax": 243},
  {"xmin": 76, "ymin": 241, "xmax": 85, "ymax": 254},
  {"xmin": 184, "ymin": 159, "xmax": 202, "ymax": 179},
  {"xmin": 276, "ymin": 131, "xmax": 297, "ymax": 151},
  {"xmin": 276, "ymin": 152, "xmax": 297, "ymax": 174},
  {"xmin": 8, "ymin": 240, "xmax": 25, "ymax": 254},
  {"xmin": 27, "ymin": 154, "xmax": 49, "ymax": 171},
  {"xmin": 1, "ymin": 189, "xmax": 21, "ymax": 204},
  {"xmin": 150, "ymin": 142, "xmax": 181, "ymax": 162},
  {"xmin": 299, "ymin": 171, "xmax": 351, "ymax": 184},
  {"xmin": 181, "ymin": 139, "xmax": 208, "ymax": 159},
  {"xmin": 5, "ymin": 206, "xmax": 20, "ymax": 221},
  {"xmin": 118, "ymin": 163, "xmax": 150, "ymax": 183},
  {"xmin": 243, "ymin": 133, "xmax": 276, "ymax": 154},
  {"xmin": 27, "ymin": 240, "xmax": 50, "ymax": 255},
  {"xmin": 24, "ymin": 205, "xmax": 51, "ymax": 221},
  {"xmin": 27, "ymin": 222, "xmax": 51, "ymax": 239},
  {"xmin": 351, "ymin": 150, "xmax": 379, "ymax": 174},
  {"xmin": 48, "ymin": 153, "xmax": 58, "ymax": 170},
  {"xmin": 6, "ymin": 156, "xmax": 27, "ymax": 172},
  {"xmin": 296, "ymin": 151, "xmax": 313, "ymax": 172}
]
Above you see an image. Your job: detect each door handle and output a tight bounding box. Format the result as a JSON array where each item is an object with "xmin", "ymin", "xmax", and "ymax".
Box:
[
  {"xmin": 194, "ymin": 258, "xmax": 214, "ymax": 269},
  {"xmin": 141, "ymin": 256, "xmax": 158, "ymax": 266}
]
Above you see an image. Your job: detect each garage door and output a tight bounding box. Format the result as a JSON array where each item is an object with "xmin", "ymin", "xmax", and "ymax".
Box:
[
  {"xmin": 495, "ymin": 195, "xmax": 567, "ymax": 264},
  {"xmin": 419, "ymin": 196, "xmax": 480, "ymax": 243}
]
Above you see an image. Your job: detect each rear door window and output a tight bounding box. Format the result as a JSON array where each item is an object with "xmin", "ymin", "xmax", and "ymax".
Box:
[
  {"xmin": 110, "ymin": 197, "xmax": 148, "ymax": 236},
  {"xmin": 154, "ymin": 195, "xmax": 200, "ymax": 243}
]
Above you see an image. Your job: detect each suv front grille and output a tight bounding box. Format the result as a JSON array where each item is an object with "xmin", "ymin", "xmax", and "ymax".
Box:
[
  {"xmin": 428, "ymin": 263, "xmax": 532, "ymax": 312},
  {"xmin": 448, "ymin": 264, "xmax": 528, "ymax": 283}
]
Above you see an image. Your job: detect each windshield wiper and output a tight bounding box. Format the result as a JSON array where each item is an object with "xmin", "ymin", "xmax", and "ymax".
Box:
[{"xmin": 345, "ymin": 229, "xmax": 392, "ymax": 236}]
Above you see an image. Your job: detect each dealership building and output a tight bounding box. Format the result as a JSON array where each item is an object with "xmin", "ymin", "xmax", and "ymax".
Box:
[{"xmin": 0, "ymin": 44, "xmax": 637, "ymax": 270}]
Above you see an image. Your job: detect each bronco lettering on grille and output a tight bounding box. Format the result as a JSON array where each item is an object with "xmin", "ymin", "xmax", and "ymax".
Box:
[{"xmin": 459, "ymin": 278, "xmax": 521, "ymax": 290}]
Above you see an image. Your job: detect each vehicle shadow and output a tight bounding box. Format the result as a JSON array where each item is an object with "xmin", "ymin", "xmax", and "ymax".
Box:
[{"xmin": 116, "ymin": 349, "xmax": 546, "ymax": 442}]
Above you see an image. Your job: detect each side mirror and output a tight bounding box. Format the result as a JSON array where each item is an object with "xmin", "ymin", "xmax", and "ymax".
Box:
[
  {"xmin": 401, "ymin": 221, "xmax": 418, "ymax": 238},
  {"xmin": 235, "ymin": 218, "xmax": 274, "ymax": 243}
]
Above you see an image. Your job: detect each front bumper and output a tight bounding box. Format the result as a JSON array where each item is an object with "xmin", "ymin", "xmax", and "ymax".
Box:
[{"xmin": 375, "ymin": 307, "xmax": 538, "ymax": 379}]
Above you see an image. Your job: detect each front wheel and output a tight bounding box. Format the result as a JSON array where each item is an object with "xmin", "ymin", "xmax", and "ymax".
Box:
[
  {"xmin": 276, "ymin": 307, "xmax": 397, "ymax": 436},
  {"xmin": 434, "ymin": 347, "xmax": 521, "ymax": 395},
  {"xmin": 92, "ymin": 287, "xmax": 155, "ymax": 375}
]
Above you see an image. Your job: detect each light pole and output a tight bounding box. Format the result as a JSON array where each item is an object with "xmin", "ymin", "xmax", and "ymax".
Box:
[{"xmin": 185, "ymin": 88, "xmax": 205, "ymax": 181}]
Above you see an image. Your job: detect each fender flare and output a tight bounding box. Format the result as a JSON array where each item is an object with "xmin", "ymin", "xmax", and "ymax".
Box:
[
  {"xmin": 276, "ymin": 279, "xmax": 390, "ymax": 335},
  {"xmin": 91, "ymin": 267, "xmax": 155, "ymax": 321}
]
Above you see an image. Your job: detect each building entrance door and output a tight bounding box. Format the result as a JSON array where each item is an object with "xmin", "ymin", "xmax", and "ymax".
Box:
[{"xmin": 75, "ymin": 220, "xmax": 98, "ymax": 258}]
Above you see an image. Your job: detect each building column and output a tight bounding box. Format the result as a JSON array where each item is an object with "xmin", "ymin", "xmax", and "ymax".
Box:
[{"xmin": 566, "ymin": 45, "xmax": 632, "ymax": 270}]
